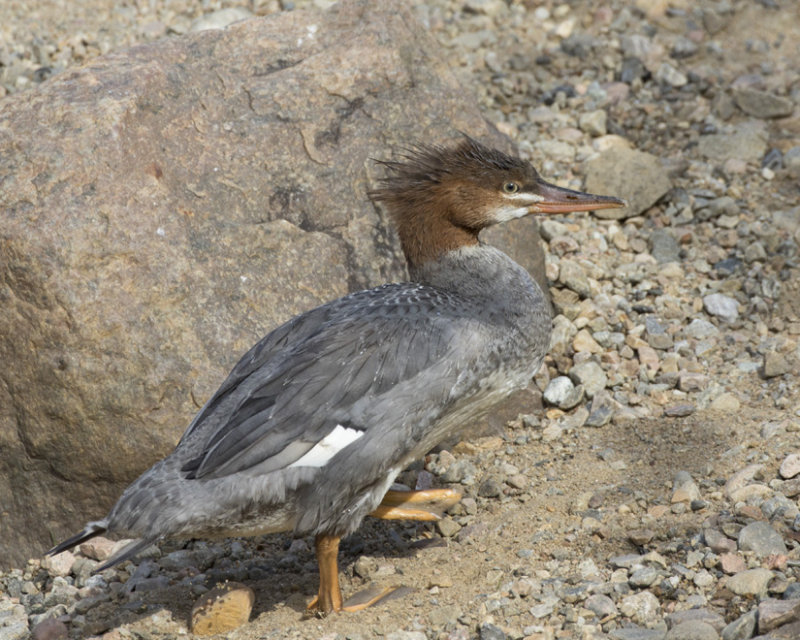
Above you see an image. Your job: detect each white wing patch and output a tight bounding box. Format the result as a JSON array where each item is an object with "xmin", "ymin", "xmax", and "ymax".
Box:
[{"xmin": 288, "ymin": 424, "xmax": 364, "ymax": 468}]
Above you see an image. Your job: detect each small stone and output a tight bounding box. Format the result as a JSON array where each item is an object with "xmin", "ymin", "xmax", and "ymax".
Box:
[
  {"xmin": 559, "ymin": 259, "xmax": 591, "ymax": 298},
  {"xmin": 619, "ymin": 590, "xmax": 661, "ymax": 625},
  {"xmin": 725, "ymin": 568, "xmax": 773, "ymax": 597},
  {"xmin": 738, "ymin": 521, "xmax": 787, "ymax": 557},
  {"xmin": 780, "ymin": 453, "xmax": 800, "ymax": 479},
  {"xmin": 79, "ymin": 537, "xmax": 116, "ymax": 562},
  {"xmin": 763, "ymin": 351, "xmax": 790, "ymax": 378},
  {"xmin": 721, "ymin": 609, "xmax": 757, "ymax": 640},
  {"xmin": 543, "ymin": 376, "xmax": 584, "ymax": 410},
  {"xmin": 666, "ymin": 609, "xmax": 725, "ymax": 632},
  {"xmin": 757, "ymin": 598, "xmax": 800, "ymax": 633},
  {"xmin": 477, "ymin": 478, "xmax": 503, "ymax": 499},
  {"xmin": 703, "ymin": 293, "xmax": 738, "ymax": 322},
  {"xmin": 190, "ymin": 583, "xmax": 255, "ymax": 636},
  {"xmin": 656, "ymin": 62, "xmax": 688, "ymax": 87},
  {"xmin": 672, "ymin": 471, "xmax": 701, "ymax": 503},
  {"xmin": 650, "ymin": 229, "xmax": 681, "ymax": 264},
  {"xmin": 629, "ymin": 566, "xmax": 659, "ymax": 587},
  {"xmin": 31, "ymin": 616, "xmax": 68, "ymax": 640},
  {"xmin": 664, "ymin": 403, "xmax": 695, "ymax": 417},
  {"xmin": 704, "ymin": 529, "xmax": 736, "ymax": 554},
  {"xmin": 579, "ymin": 110, "xmax": 607, "ymax": 137},
  {"xmin": 479, "ymin": 622, "xmax": 506, "ymax": 640},
  {"xmin": 709, "ymin": 393, "xmax": 740, "ymax": 412},
  {"xmin": 41, "ymin": 551, "xmax": 75, "ymax": 577},
  {"xmin": 664, "ymin": 621, "xmax": 718, "ymax": 640},
  {"xmin": 436, "ymin": 517, "xmax": 462, "ymax": 538},
  {"xmin": 628, "ymin": 529, "xmax": 655, "ymax": 546},
  {"xmin": 732, "ymin": 87, "xmax": 795, "ymax": 119},
  {"xmin": 685, "ymin": 318, "xmax": 719, "ymax": 339},
  {"xmin": 569, "ymin": 361, "xmax": 607, "ymax": 397},
  {"xmin": 573, "ymin": 329, "xmax": 604, "ymax": 354},
  {"xmin": 724, "ymin": 464, "xmax": 764, "ymax": 497},
  {"xmin": 585, "ymin": 593, "xmax": 617, "ymax": 618},
  {"xmin": 678, "ymin": 372, "xmax": 708, "ymax": 393}
]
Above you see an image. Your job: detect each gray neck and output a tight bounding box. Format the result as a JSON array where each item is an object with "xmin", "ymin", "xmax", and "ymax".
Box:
[{"xmin": 410, "ymin": 244, "xmax": 550, "ymax": 322}]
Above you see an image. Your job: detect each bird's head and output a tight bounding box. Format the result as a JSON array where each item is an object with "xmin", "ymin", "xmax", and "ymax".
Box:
[{"xmin": 370, "ymin": 136, "xmax": 625, "ymax": 268}]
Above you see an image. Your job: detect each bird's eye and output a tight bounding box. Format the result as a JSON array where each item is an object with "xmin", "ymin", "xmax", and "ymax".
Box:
[{"xmin": 502, "ymin": 182, "xmax": 520, "ymax": 194}]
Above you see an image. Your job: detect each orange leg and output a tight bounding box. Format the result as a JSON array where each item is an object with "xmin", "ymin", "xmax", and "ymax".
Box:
[
  {"xmin": 307, "ymin": 534, "xmax": 343, "ymax": 615},
  {"xmin": 369, "ymin": 488, "xmax": 461, "ymax": 521}
]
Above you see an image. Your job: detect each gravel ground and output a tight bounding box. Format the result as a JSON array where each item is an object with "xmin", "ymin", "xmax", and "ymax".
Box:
[{"xmin": 2, "ymin": 1, "xmax": 800, "ymax": 639}]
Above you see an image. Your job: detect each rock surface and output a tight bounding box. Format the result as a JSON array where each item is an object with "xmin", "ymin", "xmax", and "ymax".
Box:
[{"xmin": 0, "ymin": 0, "xmax": 546, "ymax": 568}]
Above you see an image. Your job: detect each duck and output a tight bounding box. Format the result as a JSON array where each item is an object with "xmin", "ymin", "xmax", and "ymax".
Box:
[{"xmin": 47, "ymin": 136, "xmax": 624, "ymax": 614}]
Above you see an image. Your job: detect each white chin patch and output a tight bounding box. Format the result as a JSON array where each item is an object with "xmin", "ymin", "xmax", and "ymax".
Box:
[
  {"xmin": 492, "ymin": 204, "xmax": 529, "ymax": 223},
  {"xmin": 288, "ymin": 424, "xmax": 364, "ymax": 468}
]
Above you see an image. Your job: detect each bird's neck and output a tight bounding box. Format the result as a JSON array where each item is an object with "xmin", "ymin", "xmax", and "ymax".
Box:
[
  {"xmin": 410, "ymin": 244, "xmax": 539, "ymax": 304},
  {"xmin": 395, "ymin": 209, "xmax": 480, "ymax": 273}
]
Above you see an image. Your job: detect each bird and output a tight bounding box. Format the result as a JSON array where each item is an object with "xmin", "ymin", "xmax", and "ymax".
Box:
[{"xmin": 47, "ymin": 136, "xmax": 624, "ymax": 614}]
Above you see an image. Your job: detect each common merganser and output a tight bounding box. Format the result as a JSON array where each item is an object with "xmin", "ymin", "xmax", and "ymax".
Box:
[{"xmin": 47, "ymin": 137, "xmax": 624, "ymax": 614}]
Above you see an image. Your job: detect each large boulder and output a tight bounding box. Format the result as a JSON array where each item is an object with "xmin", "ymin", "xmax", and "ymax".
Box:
[{"xmin": 0, "ymin": 0, "xmax": 546, "ymax": 566}]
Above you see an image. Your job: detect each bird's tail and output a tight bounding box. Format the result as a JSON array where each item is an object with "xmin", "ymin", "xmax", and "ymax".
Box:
[
  {"xmin": 48, "ymin": 520, "xmax": 157, "ymax": 573},
  {"xmin": 47, "ymin": 520, "xmax": 107, "ymax": 557}
]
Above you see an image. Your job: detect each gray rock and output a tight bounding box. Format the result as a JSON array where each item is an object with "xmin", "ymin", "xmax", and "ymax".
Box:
[
  {"xmin": 559, "ymin": 259, "xmax": 592, "ymax": 298},
  {"xmin": 721, "ymin": 609, "xmax": 757, "ymax": 640},
  {"xmin": 30, "ymin": 616, "xmax": 69, "ymax": 640},
  {"xmin": 584, "ymin": 146, "xmax": 671, "ymax": 219},
  {"xmin": 697, "ymin": 120, "xmax": 768, "ymax": 163},
  {"xmin": 732, "ymin": 87, "xmax": 795, "ymax": 119},
  {"xmin": 663, "ymin": 621, "xmax": 718, "ymax": 640},
  {"xmin": 758, "ymin": 598, "xmax": 800, "ymax": 633},
  {"xmin": 703, "ymin": 293, "xmax": 739, "ymax": 322},
  {"xmin": 479, "ymin": 623, "xmax": 506, "ymax": 640},
  {"xmin": 672, "ymin": 471, "xmax": 701, "ymax": 503},
  {"xmin": 619, "ymin": 590, "xmax": 661, "ymax": 625},
  {"xmin": 0, "ymin": 0, "xmax": 546, "ymax": 567},
  {"xmin": 579, "ymin": 110, "xmax": 607, "ymax": 137},
  {"xmin": 543, "ymin": 376, "xmax": 584, "ymax": 410},
  {"xmin": 763, "ymin": 352, "xmax": 791, "ymax": 378},
  {"xmin": 738, "ymin": 521, "xmax": 787, "ymax": 557},
  {"xmin": 629, "ymin": 566, "xmax": 659, "ymax": 587},
  {"xmin": 650, "ymin": 229, "xmax": 681, "ymax": 263},
  {"xmin": 645, "ymin": 317, "xmax": 673, "ymax": 350},
  {"xmin": 725, "ymin": 568, "xmax": 774, "ymax": 598},
  {"xmin": 779, "ymin": 453, "xmax": 800, "ymax": 479},
  {"xmin": 569, "ymin": 361, "xmax": 607, "ymax": 398},
  {"xmin": 609, "ymin": 627, "xmax": 666, "ymax": 640},
  {"xmin": 785, "ymin": 147, "xmax": 800, "ymax": 177},
  {"xmin": 685, "ymin": 318, "xmax": 719, "ymax": 339},
  {"xmin": 656, "ymin": 62, "xmax": 687, "ymax": 87},
  {"xmin": 666, "ymin": 609, "xmax": 725, "ymax": 632},
  {"xmin": 585, "ymin": 593, "xmax": 617, "ymax": 618}
]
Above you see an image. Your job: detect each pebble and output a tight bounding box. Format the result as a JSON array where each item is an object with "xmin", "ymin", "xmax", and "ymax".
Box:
[
  {"xmin": 725, "ymin": 568, "xmax": 774, "ymax": 598},
  {"xmin": 757, "ymin": 598, "xmax": 800, "ymax": 633},
  {"xmin": 671, "ymin": 471, "xmax": 701, "ymax": 503},
  {"xmin": 702, "ymin": 294, "xmax": 738, "ymax": 323},
  {"xmin": 543, "ymin": 376, "xmax": 584, "ymax": 410},
  {"xmin": 780, "ymin": 453, "xmax": 800, "ymax": 479},
  {"xmin": 763, "ymin": 351, "xmax": 791, "ymax": 378},
  {"xmin": 732, "ymin": 87, "xmax": 795, "ymax": 119},
  {"xmin": 737, "ymin": 521, "xmax": 787, "ymax": 557},
  {"xmin": 190, "ymin": 583, "xmax": 254, "ymax": 636},
  {"xmin": 568, "ymin": 361, "xmax": 607, "ymax": 397},
  {"xmin": 721, "ymin": 609, "xmax": 757, "ymax": 640},
  {"xmin": 664, "ymin": 621, "xmax": 718, "ymax": 640}
]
